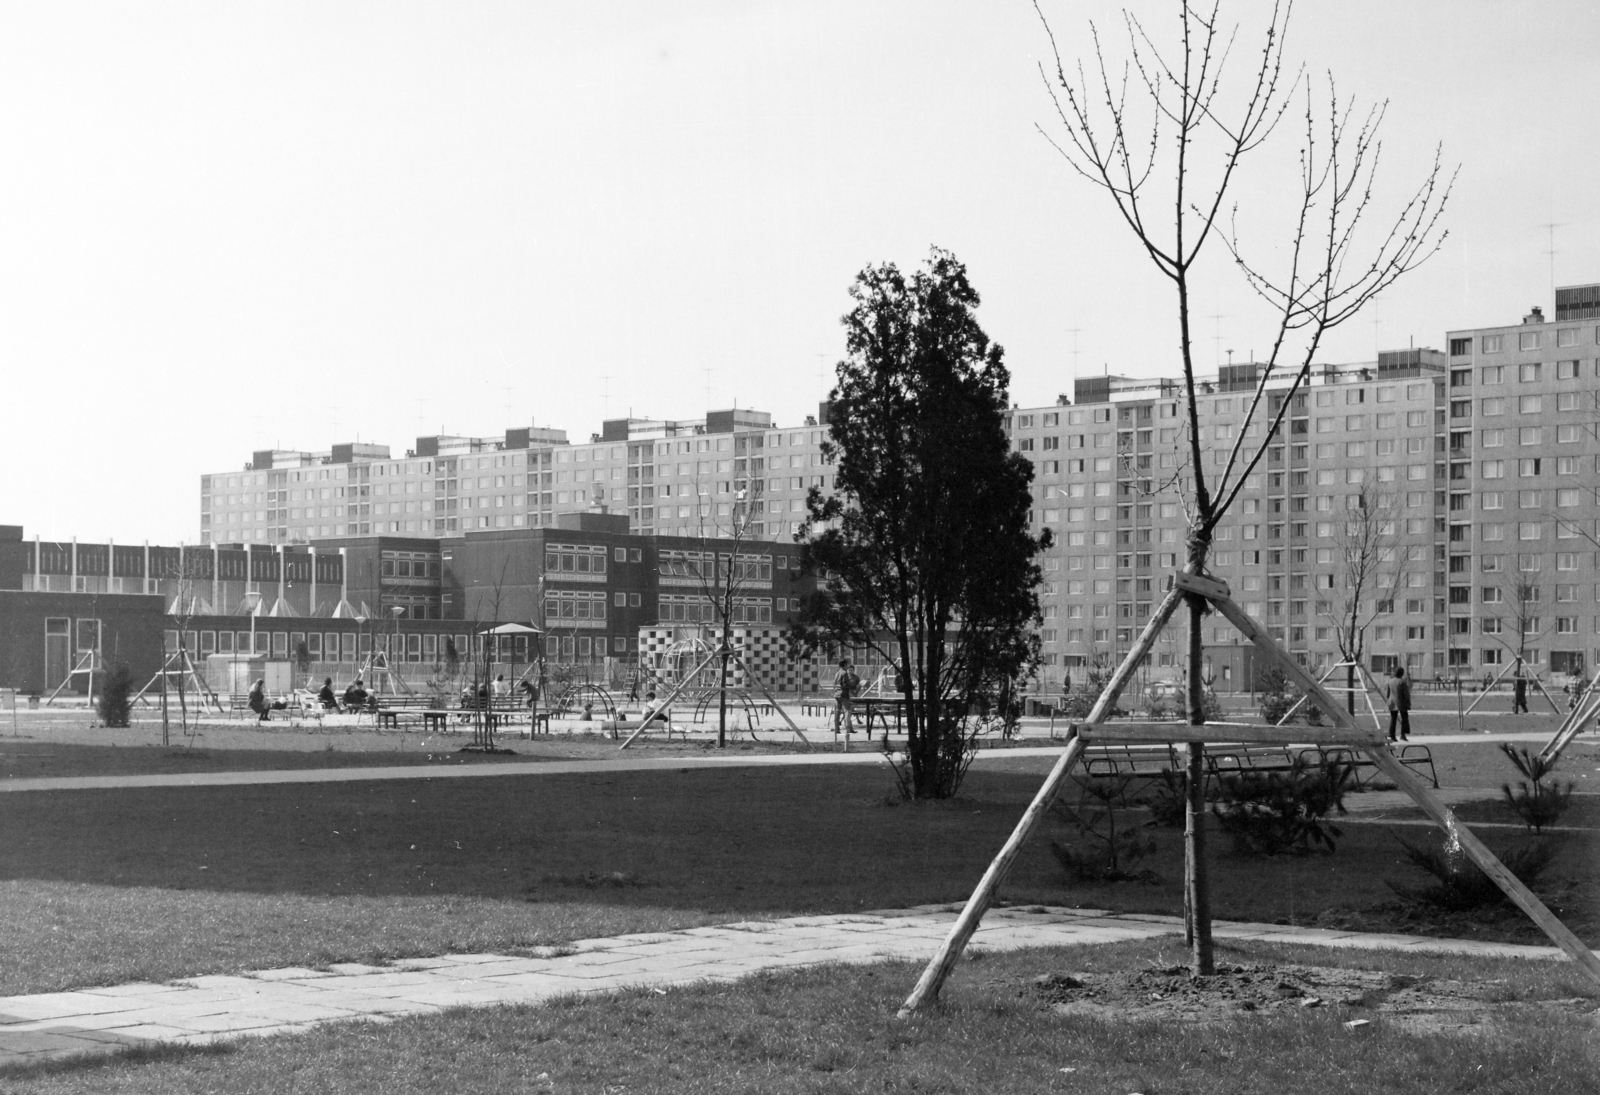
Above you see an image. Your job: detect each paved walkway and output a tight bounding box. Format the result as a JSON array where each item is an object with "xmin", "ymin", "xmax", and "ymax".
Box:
[{"xmin": 1, "ymin": 903, "xmax": 1588, "ymax": 1070}]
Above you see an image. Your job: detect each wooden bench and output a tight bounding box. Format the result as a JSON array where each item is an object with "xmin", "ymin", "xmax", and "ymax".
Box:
[
  {"xmin": 372, "ymin": 696, "xmax": 432, "ymax": 729},
  {"xmin": 1205, "ymin": 742, "xmax": 1437, "ymax": 790},
  {"xmin": 418, "ymin": 699, "xmax": 541, "ymax": 735},
  {"xmin": 1076, "ymin": 740, "xmax": 1438, "ymax": 800}
]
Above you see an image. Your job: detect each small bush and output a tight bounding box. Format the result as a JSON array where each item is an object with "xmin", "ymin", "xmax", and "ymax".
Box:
[
  {"xmin": 1256, "ymin": 664, "xmax": 1295, "ymax": 724},
  {"xmin": 1144, "ymin": 769, "xmax": 1188, "ymax": 828},
  {"xmin": 96, "ymin": 661, "xmax": 133, "ymax": 728},
  {"xmin": 1499, "ymin": 745, "xmax": 1574, "ymax": 834},
  {"xmin": 1059, "ymin": 663, "xmax": 1124, "ymax": 720},
  {"xmin": 1050, "ymin": 777, "xmax": 1158, "ymax": 882},
  {"xmin": 1212, "ymin": 758, "xmax": 1354, "ymax": 856},
  {"xmin": 1389, "ymin": 834, "xmax": 1559, "ymax": 911}
]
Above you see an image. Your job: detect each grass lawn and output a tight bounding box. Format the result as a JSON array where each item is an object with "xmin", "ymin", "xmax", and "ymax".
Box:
[
  {"xmin": 0, "ymin": 734, "xmax": 820, "ymax": 778},
  {"xmin": 2, "ymin": 764, "xmax": 1596, "ymax": 997},
  {"xmin": 4, "ymin": 940, "xmax": 1596, "ymax": 1094}
]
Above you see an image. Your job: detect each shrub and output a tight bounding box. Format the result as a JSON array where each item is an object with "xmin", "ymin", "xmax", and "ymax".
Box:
[
  {"xmin": 1499, "ymin": 745, "xmax": 1574, "ymax": 834},
  {"xmin": 1050, "ymin": 776, "xmax": 1158, "ymax": 882},
  {"xmin": 1144, "ymin": 769, "xmax": 1188, "ymax": 828},
  {"xmin": 1060, "ymin": 663, "xmax": 1124, "ymax": 720},
  {"xmin": 96, "ymin": 661, "xmax": 134, "ymax": 728},
  {"xmin": 1211, "ymin": 758, "xmax": 1355, "ymax": 856},
  {"xmin": 1256, "ymin": 663, "xmax": 1295, "ymax": 724},
  {"xmin": 1389, "ymin": 833, "xmax": 1558, "ymax": 911}
]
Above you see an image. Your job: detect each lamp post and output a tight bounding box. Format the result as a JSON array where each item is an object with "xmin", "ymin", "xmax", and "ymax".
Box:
[{"xmin": 390, "ymin": 604, "xmax": 406, "ymax": 695}]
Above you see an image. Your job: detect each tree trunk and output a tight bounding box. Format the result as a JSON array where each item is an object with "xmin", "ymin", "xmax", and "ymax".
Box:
[
  {"xmin": 717, "ymin": 628, "xmax": 730, "ymax": 750},
  {"xmin": 1183, "ymin": 592, "xmax": 1215, "ymax": 976},
  {"xmin": 160, "ymin": 657, "xmax": 169, "ymax": 748}
]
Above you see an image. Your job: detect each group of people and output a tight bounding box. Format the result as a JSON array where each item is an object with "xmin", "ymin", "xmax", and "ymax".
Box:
[
  {"xmin": 246, "ymin": 676, "xmax": 374, "ymax": 722},
  {"xmin": 458, "ymin": 675, "xmax": 540, "ymax": 710}
]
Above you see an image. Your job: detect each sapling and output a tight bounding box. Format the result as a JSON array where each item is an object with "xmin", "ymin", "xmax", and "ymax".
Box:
[{"xmin": 1499, "ymin": 744, "xmax": 1574, "ymax": 835}]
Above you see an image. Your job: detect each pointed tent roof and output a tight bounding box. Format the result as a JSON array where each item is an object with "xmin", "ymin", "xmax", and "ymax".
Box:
[
  {"xmin": 237, "ymin": 591, "xmax": 265, "ymax": 616},
  {"xmin": 168, "ymin": 593, "xmax": 214, "ymax": 616},
  {"xmin": 479, "ymin": 623, "xmax": 541, "ymax": 635},
  {"xmin": 267, "ymin": 597, "xmax": 300, "ymax": 618},
  {"xmin": 330, "ymin": 597, "xmax": 363, "ymax": 620}
]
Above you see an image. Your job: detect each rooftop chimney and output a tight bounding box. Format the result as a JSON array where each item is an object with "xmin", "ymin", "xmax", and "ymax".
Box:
[{"xmin": 1523, "ymin": 305, "xmax": 1546, "ymax": 324}]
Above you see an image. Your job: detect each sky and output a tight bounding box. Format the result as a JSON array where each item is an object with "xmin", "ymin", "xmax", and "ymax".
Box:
[{"xmin": 3, "ymin": 0, "xmax": 1598, "ymax": 544}]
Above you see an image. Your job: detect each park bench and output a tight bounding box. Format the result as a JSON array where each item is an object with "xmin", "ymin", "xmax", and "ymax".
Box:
[
  {"xmin": 372, "ymin": 695, "xmax": 432, "ymax": 729},
  {"xmin": 420, "ymin": 698, "xmax": 545, "ymax": 736},
  {"xmin": 1204, "ymin": 742, "xmax": 1437, "ymax": 790},
  {"xmin": 1075, "ymin": 740, "xmax": 1437, "ymax": 805}
]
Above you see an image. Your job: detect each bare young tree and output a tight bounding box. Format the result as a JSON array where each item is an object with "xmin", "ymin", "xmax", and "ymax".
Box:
[
  {"xmin": 1035, "ymin": 0, "xmax": 1452, "ymax": 973},
  {"xmin": 676, "ymin": 475, "xmax": 768, "ymax": 748},
  {"xmin": 1487, "ymin": 576, "xmax": 1548, "ymax": 686},
  {"xmin": 1315, "ymin": 482, "xmax": 1408, "ymax": 714}
]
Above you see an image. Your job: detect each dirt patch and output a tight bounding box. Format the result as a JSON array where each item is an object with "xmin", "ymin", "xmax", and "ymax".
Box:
[{"xmin": 1024, "ymin": 962, "xmax": 1597, "ymax": 1035}]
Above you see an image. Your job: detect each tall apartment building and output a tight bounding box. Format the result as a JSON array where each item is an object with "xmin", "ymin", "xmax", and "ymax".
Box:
[
  {"xmin": 1438, "ymin": 290, "xmax": 1600, "ymax": 680},
  {"xmin": 195, "ymin": 282, "xmax": 1600, "ymax": 688},
  {"xmin": 1016, "ymin": 355, "xmax": 1445, "ymax": 690},
  {"xmin": 200, "ymin": 409, "xmax": 835, "ymax": 547}
]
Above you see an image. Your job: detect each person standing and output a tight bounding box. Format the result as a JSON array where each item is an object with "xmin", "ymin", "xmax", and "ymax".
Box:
[
  {"xmin": 1512, "ymin": 669, "xmax": 1528, "ymax": 715},
  {"xmin": 832, "ymin": 658, "xmax": 860, "ymax": 737},
  {"xmin": 1384, "ymin": 666, "xmax": 1411, "ymax": 743}
]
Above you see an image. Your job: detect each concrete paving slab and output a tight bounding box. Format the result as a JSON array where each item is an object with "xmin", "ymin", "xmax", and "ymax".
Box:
[
  {"xmin": 248, "ymin": 967, "xmax": 339, "ymax": 982},
  {"xmin": 2, "ymin": 904, "xmax": 1590, "ymax": 1072}
]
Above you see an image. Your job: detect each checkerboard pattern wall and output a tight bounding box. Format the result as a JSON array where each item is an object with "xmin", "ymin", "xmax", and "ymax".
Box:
[{"xmin": 637, "ymin": 627, "xmax": 820, "ymax": 692}]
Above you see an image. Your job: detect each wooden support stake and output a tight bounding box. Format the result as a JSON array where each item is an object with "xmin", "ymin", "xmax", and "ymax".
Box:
[
  {"xmin": 618, "ymin": 647, "xmax": 721, "ymax": 750},
  {"xmin": 1207, "ymin": 596, "xmax": 1368, "ymax": 737},
  {"xmin": 1540, "ymin": 686, "xmax": 1600, "ymax": 764},
  {"xmin": 1081, "ymin": 585, "xmax": 1186, "ymax": 726},
  {"xmin": 896, "ymin": 734, "xmax": 1086, "ymax": 1019},
  {"xmin": 729, "ymin": 649, "xmax": 811, "ymax": 745},
  {"xmin": 1364, "ymin": 744, "xmax": 1600, "ymax": 989},
  {"xmin": 897, "ymin": 585, "xmax": 1186, "ymax": 1017}
]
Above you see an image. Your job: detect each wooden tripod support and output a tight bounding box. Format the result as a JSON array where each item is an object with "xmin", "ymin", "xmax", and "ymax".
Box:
[
  {"xmin": 1540, "ymin": 677, "xmax": 1600, "ymax": 764},
  {"xmin": 130, "ymin": 648, "xmax": 224, "ymax": 713},
  {"xmin": 897, "ymin": 570, "xmax": 1600, "ymax": 1018},
  {"xmin": 1275, "ymin": 658, "xmax": 1387, "ymax": 733},
  {"xmin": 44, "ymin": 650, "xmax": 97, "ymax": 706},
  {"xmin": 618, "ymin": 644, "xmax": 814, "ymax": 749},
  {"xmin": 1463, "ymin": 655, "xmax": 1562, "ymax": 718}
]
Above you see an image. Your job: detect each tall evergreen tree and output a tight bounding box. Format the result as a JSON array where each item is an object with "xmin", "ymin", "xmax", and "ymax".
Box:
[{"xmin": 790, "ymin": 248, "xmax": 1048, "ymax": 799}]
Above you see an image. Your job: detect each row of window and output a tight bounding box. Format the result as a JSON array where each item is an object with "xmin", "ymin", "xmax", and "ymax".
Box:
[{"xmin": 1471, "ymin": 328, "xmax": 1600, "ymax": 354}]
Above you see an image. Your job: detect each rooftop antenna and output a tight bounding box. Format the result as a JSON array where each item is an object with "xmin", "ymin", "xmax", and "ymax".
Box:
[
  {"xmin": 815, "ymin": 353, "xmax": 826, "ymax": 403},
  {"xmin": 1208, "ymin": 314, "xmax": 1229, "ymax": 368},
  {"xmin": 1066, "ymin": 328, "xmax": 1083, "ymax": 386},
  {"xmin": 600, "ymin": 375, "xmax": 611, "ymax": 421},
  {"xmin": 1539, "ymin": 218, "xmax": 1563, "ymax": 302},
  {"xmin": 702, "ymin": 367, "xmax": 713, "ymax": 413},
  {"xmin": 1226, "ymin": 349, "xmax": 1234, "ymax": 366}
]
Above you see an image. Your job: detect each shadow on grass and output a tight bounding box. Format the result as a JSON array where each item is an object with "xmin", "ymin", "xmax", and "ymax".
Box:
[{"xmin": 0, "ymin": 1039, "xmax": 233, "ymax": 1082}]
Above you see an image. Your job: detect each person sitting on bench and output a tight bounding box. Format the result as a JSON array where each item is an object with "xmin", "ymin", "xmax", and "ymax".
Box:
[
  {"xmin": 342, "ymin": 679, "xmax": 369, "ymax": 712},
  {"xmin": 641, "ymin": 691, "xmax": 672, "ymax": 729},
  {"xmin": 316, "ymin": 677, "xmax": 338, "ymax": 711},
  {"xmin": 248, "ymin": 679, "xmax": 287, "ymax": 722}
]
